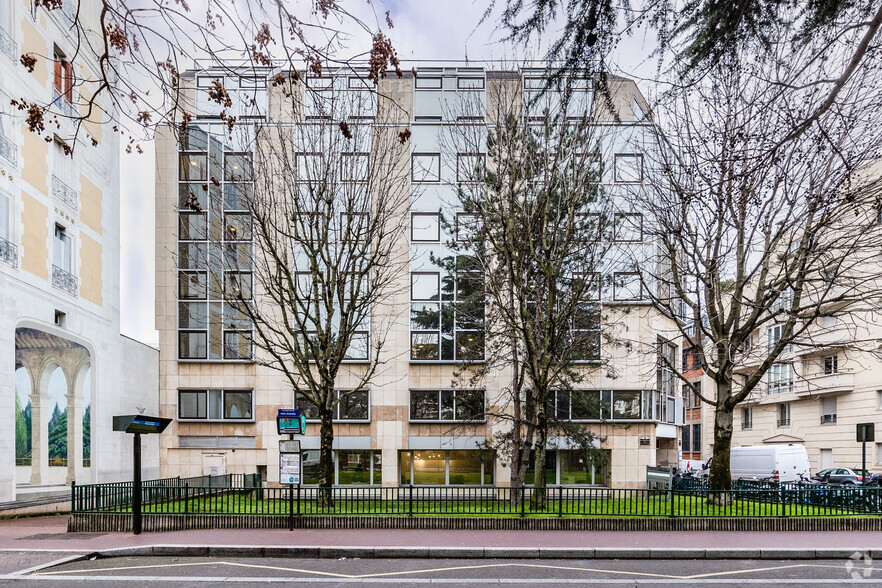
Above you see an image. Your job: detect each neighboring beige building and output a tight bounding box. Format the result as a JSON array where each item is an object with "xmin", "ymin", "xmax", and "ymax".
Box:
[
  {"xmin": 731, "ymin": 310, "xmax": 882, "ymax": 472},
  {"xmin": 689, "ymin": 161, "xmax": 882, "ymax": 474},
  {"xmin": 0, "ymin": 0, "xmax": 158, "ymax": 503},
  {"xmin": 154, "ymin": 64, "xmax": 684, "ymax": 489}
]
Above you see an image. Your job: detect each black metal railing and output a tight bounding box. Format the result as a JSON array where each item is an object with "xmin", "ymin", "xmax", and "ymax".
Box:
[
  {"xmin": 71, "ymin": 473, "xmax": 261, "ymax": 512},
  {"xmin": 72, "ymin": 481, "xmax": 882, "ymax": 517}
]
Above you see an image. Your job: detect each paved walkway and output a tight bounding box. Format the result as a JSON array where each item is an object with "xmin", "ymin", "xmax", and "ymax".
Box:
[{"xmin": 2, "ymin": 515, "xmax": 882, "ymax": 555}]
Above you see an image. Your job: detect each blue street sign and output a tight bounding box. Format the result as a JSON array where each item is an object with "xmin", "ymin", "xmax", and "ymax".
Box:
[
  {"xmin": 278, "ymin": 409, "xmax": 300, "ymax": 417},
  {"xmin": 277, "ymin": 408, "xmax": 306, "ymax": 434}
]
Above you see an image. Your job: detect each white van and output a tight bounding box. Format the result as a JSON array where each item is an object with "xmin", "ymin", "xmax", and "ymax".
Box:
[{"xmin": 729, "ymin": 444, "xmax": 810, "ymax": 482}]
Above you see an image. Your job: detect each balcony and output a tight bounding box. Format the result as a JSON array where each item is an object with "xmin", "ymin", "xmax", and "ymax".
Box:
[
  {"xmin": 0, "ymin": 26, "xmax": 14, "ymax": 62},
  {"xmin": 51, "ymin": 264, "xmax": 78, "ymax": 296},
  {"xmin": 794, "ymin": 371, "xmax": 854, "ymax": 397},
  {"xmin": 0, "ymin": 236, "xmax": 17, "ymax": 268},
  {"xmin": 51, "ymin": 175, "xmax": 78, "ymax": 210},
  {"xmin": 53, "ymin": 91, "xmax": 79, "ymax": 119}
]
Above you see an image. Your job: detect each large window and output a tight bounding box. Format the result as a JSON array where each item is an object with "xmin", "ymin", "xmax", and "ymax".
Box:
[
  {"xmin": 295, "ymin": 389, "xmax": 370, "ymax": 422},
  {"xmin": 525, "ymin": 449, "xmax": 609, "ymax": 485},
  {"xmin": 551, "ymin": 389, "xmax": 656, "ymax": 421},
  {"xmin": 409, "ymin": 390, "xmax": 485, "ymax": 422},
  {"xmin": 613, "ymin": 213, "xmax": 642, "ymax": 242},
  {"xmin": 741, "ymin": 406, "xmax": 753, "ymax": 429},
  {"xmin": 177, "ymin": 125, "xmax": 253, "ymax": 361},
  {"xmin": 53, "ymin": 224, "xmax": 72, "ymax": 273},
  {"xmin": 681, "ymin": 426, "xmax": 691, "ymax": 452},
  {"xmin": 821, "ymin": 396, "xmax": 837, "ymax": 424},
  {"xmin": 777, "ymin": 402, "xmax": 791, "ymax": 427},
  {"xmin": 570, "ymin": 298, "xmax": 601, "ymax": 361},
  {"xmin": 411, "ymin": 212, "xmax": 440, "ymax": 242},
  {"xmin": 613, "ymin": 272, "xmax": 642, "ymax": 300},
  {"xmin": 177, "ymin": 389, "xmax": 253, "ymax": 421},
  {"xmin": 768, "ymin": 362, "xmax": 793, "ymax": 394},
  {"xmin": 409, "ymin": 257, "xmax": 484, "ymax": 361},
  {"xmin": 411, "ymin": 153, "xmax": 441, "ymax": 183},
  {"xmin": 400, "ymin": 450, "xmax": 493, "ymax": 485},
  {"xmin": 614, "ymin": 154, "xmax": 643, "ymax": 183},
  {"xmin": 301, "ymin": 450, "xmax": 382, "ymax": 485}
]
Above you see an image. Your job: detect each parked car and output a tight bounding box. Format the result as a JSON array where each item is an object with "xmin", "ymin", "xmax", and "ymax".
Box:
[
  {"xmin": 729, "ymin": 444, "xmax": 811, "ymax": 482},
  {"xmin": 866, "ymin": 473, "xmax": 882, "ymax": 487},
  {"xmin": 812, "ymin": 467, "xmax": 868, "ymax": 485}
]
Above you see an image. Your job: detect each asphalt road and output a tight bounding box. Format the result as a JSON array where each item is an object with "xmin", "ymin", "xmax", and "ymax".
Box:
[{"xmin": 0, "ymin": 555, "xmax": 878, "ymax": 586}]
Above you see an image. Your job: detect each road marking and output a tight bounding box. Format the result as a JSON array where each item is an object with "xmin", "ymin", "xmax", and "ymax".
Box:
[
  {"xmin": 28, "ymin": 559, "xmax": 866, "ymax": 581},
  {"xmin": 6, "ymin": 574, "xmax": 876, "ymax": 584}
]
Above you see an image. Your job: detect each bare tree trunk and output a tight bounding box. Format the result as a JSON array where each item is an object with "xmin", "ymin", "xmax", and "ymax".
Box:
[
  {"xmin": 708, "ymin": 382, "xmax": 734, "ymax": 505},
  {"xmin": 319, "ymin": 404, "xmax": 335, "ymax": 508},
  {"xmin": 530, "ymin": 407, "xmax": 548, "ymax": 511}
]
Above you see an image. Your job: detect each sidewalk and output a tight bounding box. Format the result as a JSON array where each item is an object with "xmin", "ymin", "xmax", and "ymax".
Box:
[{"xmin": 2, "ymin": 515, "xmax": 882, "ymax": 559}]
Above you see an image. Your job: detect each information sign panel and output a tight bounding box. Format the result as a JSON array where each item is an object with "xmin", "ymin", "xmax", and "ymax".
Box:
[
  {"xmin": 280, "ymin": 453, "xmax": 301, "ymax": 485},
  {"xmin": 277, "ymin": 409, "xmax": 306, "ymax": 435}
]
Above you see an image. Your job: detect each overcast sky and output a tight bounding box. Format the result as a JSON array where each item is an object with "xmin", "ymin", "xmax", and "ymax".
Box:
[{"xmin": 118, "ymin": 0, "xmax": 658, "ymax": 346}]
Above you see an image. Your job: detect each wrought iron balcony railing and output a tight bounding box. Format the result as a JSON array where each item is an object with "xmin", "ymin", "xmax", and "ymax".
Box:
[
  {"xmin": 52, "ymin": 264, "xmax": 78, "ymax": 295},
  {"xmin": 0, "ymin": 236, "xmax": 17, "ymax": 268},
  {"xmin": 51, "ymin": 175, "xmax": 78, "ymax": 210}
]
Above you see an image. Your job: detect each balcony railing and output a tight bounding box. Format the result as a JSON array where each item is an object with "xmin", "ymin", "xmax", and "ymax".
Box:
[
  {"xmin": 0, "ymin": 236, "xmax": 17, "ymax": 267},
  {"xmin": 51, "ymin": 175, "xmax": 78, "ymax": 210},
  {"xmin": 795, "ymin": 372, "xmax": 854, "ymax": 397},
  {"xmin": 53, "ymin": 91, "xmax": 79, "ymax": 118},
  {"xmin": 62, "ymin": 0, "xmax": 76, "ymax": 22},
  {"xmin": 0, "ymin": 26, "xmax": 15, "ymax": 62},
  {"xmin": 52, "ymin": 264, "xmax": 78, "ymax": 295}
]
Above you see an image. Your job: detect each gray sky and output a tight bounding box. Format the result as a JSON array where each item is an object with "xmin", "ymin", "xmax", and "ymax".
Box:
[{"xmin": 118, "ymin": 0, "xmax": 657, "ymax": 346}]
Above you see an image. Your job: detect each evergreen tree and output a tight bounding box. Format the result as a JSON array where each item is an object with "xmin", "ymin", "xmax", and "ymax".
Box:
[
  {"xmin": 82, "ymin": 405, "xmax": 91, "ymax": 462},
  {"xmin": 48, "ymin": 404, "xmax": 67, "ymax": 464}
]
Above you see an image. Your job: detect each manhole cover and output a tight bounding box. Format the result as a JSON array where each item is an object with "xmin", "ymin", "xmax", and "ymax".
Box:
[{"xmin": 19, "ymin": 533, "xmax": 105, "ymax": 540}]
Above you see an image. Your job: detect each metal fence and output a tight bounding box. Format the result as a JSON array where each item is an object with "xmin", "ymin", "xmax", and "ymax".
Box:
[
  {"xmin": 72, "ymin": 481, "xmax": 882, "ymax": 517},
  {"xmin": 71, "ymin": 474, "xmax": 261, "ymax": 512}
]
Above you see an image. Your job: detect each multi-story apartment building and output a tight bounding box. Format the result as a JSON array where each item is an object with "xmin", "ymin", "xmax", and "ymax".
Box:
[
  {"xmin": 684, "ymin": 161, "xmax": 882, "ymax": 474},
  {"xmin": 679, "ymin": 338, "xmax": 714, "ymax": 469},
  {"xmin": 732, "ymin": 307, "xmax": 882, "ymax": 473},
  {"xmin": 0, "ymin": 1, "xmax": 158, "ymax": 503},
  {"xmin": 154, "ymin": 63, "xmax": 683, "ymax": 488}
]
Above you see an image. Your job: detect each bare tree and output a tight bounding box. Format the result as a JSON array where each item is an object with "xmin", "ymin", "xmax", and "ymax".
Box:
[
  {"xmin": 17, "ymin": 1, "xmax": 403, "ymax": 152},
  {"xmin": 631, "ymin": 53, "xmax": 882, "ymax": 497},
  {"xmin": 437, "ymin": 77, "xmax": 612, "ymax": 509},
  {"xmin": 223, "ymin": 84, "xmax": 410, "ymax": 504}
]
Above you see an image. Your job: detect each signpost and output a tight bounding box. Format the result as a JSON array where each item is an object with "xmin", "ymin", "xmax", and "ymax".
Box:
[
  {"xmin": 277, "ymin": 410, "xmax": 304, "ymax": 530},
  {"xmin": 857, "ymin": 423, "xmax": 875, "ymax": 486},
  {"xmin": 113, "ymin": 415, "xmax": 171, "ymax": 535}
]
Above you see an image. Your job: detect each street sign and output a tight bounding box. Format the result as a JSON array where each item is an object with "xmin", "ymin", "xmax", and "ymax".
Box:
[
  {"xmin": 857, "ymin": 423, "xmax": 875, "ymax": 442},
  {"xmin": 280, "ymin": 453, "xmax": 301, "ymax": 485},
  {"xmin": 112, "ymin": 414, "xmax": 171, "ymax": 536},
  {"xmin": 277, "ymin": 409, "xmax": 306, "ymax": 435},
  {"xmin": 113, "ymin": 415, "xmax": 171, "ymax": 435}
]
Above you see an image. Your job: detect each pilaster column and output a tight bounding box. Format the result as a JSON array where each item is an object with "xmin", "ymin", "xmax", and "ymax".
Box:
[{"xmin": 29, "ymin": 392, "xmax": 47, "ymax": 485}]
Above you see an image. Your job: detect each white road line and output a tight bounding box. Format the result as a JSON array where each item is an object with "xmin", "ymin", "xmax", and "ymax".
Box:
[{"xmin": 0, "ymin": 575, "xmax": 874, "ymax": 584}]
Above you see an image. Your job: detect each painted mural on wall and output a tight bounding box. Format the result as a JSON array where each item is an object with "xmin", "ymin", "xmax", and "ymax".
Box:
[{"xmin": 14, "ymin": 367, "xmax": 31, "ymax": 465}]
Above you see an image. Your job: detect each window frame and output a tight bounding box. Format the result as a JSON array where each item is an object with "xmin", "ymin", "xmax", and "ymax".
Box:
[
  {"xmin": 613, "ymin": 271, "xmax": 642, "ymax": 301},
  {"xmin": 295, "ymin": 389, "xmax": 372, "ymax": 423},
  {"xmin": 177, "ymin": 388, "xmax": 255, "ymax": 422},
  {"xmin": 410, "ymin": 212, "xmax": 441, "ymax": 243},
  {"xmin": 613, "ymin": 153, "xmax": 644, "ymax": 184},
  {"xmin": 408, "ymin": 389, "xmax": 486, "ymax": 423},
  {"xmin": 411, "ymin": 153, "xmax": 441, "ymax": 183},
  {"xmin": 777, "ymin": 402, "xmax": 791, "ymax": 427},
  {"xmin": 613, "ymin": 212, "xmax": 643, "ymax": 243}
]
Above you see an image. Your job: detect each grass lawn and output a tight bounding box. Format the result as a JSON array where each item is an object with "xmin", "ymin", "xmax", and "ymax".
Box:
[{"xmin": 110, "ymin": 489, "xmax": 874, "ymax": 518}]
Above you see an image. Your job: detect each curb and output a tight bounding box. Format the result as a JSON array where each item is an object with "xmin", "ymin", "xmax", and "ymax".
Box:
[{"xmin": 90, "ymin": 544, "xmax": 882, "ymax": 561}]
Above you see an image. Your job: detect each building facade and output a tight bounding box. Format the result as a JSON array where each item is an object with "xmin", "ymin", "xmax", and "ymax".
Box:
[
  {"xmin": 0, "ymin": 0, "xmax": 159, "ymax": 503},
  {"xmin": 154, "ymin": 64, "xmax": 683, "ymax": 488}
]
